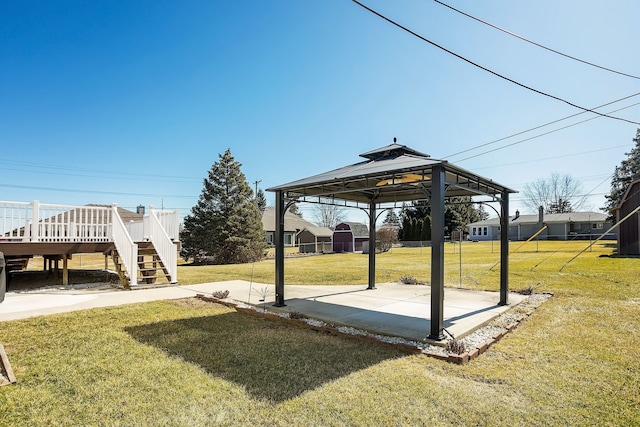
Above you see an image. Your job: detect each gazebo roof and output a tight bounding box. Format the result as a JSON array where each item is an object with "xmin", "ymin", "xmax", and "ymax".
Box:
[{"xmin": 267, "ymin": 142, "xmax": 516, "ymax": 205}]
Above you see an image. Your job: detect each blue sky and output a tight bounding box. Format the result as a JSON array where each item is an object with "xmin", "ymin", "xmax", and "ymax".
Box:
[{"xmin": 2, "ymin": 0, "xmax": 638, "ymax": 224}]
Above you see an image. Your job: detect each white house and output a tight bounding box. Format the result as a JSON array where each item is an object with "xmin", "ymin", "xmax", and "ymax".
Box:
[{"xmin": 468, "ymin": 211, "xmax": 615, "ymax": 241}]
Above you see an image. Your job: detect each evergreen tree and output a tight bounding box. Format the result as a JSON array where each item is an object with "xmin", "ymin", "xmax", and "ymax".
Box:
[
  {"xmin": 444, "ymin": 196, "xmax": 482, "ymax": 235},
  {"xmin": 383, "ymin": 209, "xmax": 400, "ymax": 226},
  {"xmin": 547, "ymin": 198, "xmax": 573, "ymax": 214},
  {"xmin": 398, "ymin": 197, "xmax": 484, "ymax": 239},
  {"xmin": 255, "ymin": 189, "xmax": 267, "ymax": 212},
  {"xmin": 181, "ymin": 149, "xmax": 266, "ymax": 264},
  {"xmin": 420, "ymin": 216, "xmax": 431, "ymax": 241},
  {"xmin": 604, "ymin": 128, "xmax": 640, "ymax": 218},
  {"xmin": 408, "ymin": 217, "xmax": 418, "ymax": 240},
  {"xmin": 477, "ymin": 204, "xmax": 490, "ymax": 221}
]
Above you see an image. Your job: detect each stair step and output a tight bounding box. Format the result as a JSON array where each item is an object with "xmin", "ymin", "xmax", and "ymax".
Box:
[{"xmin": 138, "ymin": 250, "xmax": 161, "ymax": 256}]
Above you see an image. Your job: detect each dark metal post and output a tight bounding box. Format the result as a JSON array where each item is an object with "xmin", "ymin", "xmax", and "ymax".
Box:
[
  {"xmin": 429, "ymin": 165, "xmax": 445, "ymax": 340},
  {"xmin": 499, "ymin": 190, "xmax": 509, "ymax": 306},
  {"xmin": 367, "ymin": 201, "xmax": 377, "ymax": 290},
  {"xmin": 274, "ymin": 191, "xmax": 286, "ymax": 307}
]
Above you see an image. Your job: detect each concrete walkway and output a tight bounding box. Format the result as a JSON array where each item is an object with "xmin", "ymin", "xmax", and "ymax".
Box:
[{"xmin": 0, "ymin": 281, "xmax": 525, "ymax": 341}]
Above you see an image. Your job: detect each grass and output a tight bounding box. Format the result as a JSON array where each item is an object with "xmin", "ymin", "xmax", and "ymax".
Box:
[
  {"xmin": 177, "ymin": 240, "xmax": 637, "ymax": 292},
  {"xmin": 2, "ymin": 240, "xmax": 639, "ymax": 425}
]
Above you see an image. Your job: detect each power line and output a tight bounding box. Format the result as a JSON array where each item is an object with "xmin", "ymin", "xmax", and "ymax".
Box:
[
  {"xmin": 0, "ymin": 165, "xmax": 200, "ymax": 183},
  {"xmin": 434, "ymin": 0, "xmax": 640, "ymax": 80},
  {"xmin": 470, "ymin": 145, "xmax": 631, "ymax": 171},
  {"xmin": 0, "ymin": 183, "xmax": 195, "ymax": 199},
  {"xmin": 443, "ymin": 93, "xmax": 640, "ymax": 159},
  {"xmin": 0, "ymin": 159, "xmax": 201, "ymax": 182},
  {"xmin": 453, "ymin": 101, "xmax": 640, "ymax": 162},
  {"xmin": 351, "ymin": 0, "xmax": 640, "ymax": 125}
]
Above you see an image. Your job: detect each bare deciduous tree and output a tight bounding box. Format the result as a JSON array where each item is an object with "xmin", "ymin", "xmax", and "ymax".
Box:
[
  {"xmin": 522, "ymin": 173, "xmax": 586, "ymax": 214},
  {"xmin": 311, "ymin": 200, "xmax": 347, "ymax": 229}
]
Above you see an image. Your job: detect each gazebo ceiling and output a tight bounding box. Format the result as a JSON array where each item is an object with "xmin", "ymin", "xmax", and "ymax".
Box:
[{"xmin": 267, "ymin": 142, "xmax": 516, "ymax": 205}]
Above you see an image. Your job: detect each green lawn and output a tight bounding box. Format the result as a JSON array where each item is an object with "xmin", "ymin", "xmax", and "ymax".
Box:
[{"xmin": 1, "ymin": 241, "xmax": 639, "ymax": 426}]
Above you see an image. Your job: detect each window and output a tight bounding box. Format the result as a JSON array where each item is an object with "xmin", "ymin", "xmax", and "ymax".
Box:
[
  {"xmin": 472, "ymin": 227, "xmax": 477, "ymax": 236},
  {"xmin": 592, "ymin": 223, "xmax": 603, "ymax": 229},
  {"xmin": 284, "ymin": 234, "xmax": 293, "ymax": 245},
  {"xmin": 483, "ymin": 227, "xmax": 488, "ymax": 236},
  {"xmin": 265, "ymin": 233, "xmax": 273, "ymax": 244}
]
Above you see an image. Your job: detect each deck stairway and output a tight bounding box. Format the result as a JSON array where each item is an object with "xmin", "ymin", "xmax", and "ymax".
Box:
[
  {"xmin": 110, "ymin": 245, "xmax": 171, "ymax": 289},
  {"xmin": 4, "ymin": 257, "xmax": 31, "ymax": 273}
]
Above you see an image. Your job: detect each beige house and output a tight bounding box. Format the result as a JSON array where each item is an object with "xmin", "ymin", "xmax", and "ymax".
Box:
[{"xmin": 261, "ymin": 207, "xmax": 332, "ymax": 252}]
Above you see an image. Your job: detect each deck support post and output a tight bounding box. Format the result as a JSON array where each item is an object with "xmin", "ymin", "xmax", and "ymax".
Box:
[
  {"xmin": 429, "ymin": 164, "xmax": 446, "ymax": 341},
  {"xmin": 62, "ymin": 254, "xmax": 69, "ymax": 286}
]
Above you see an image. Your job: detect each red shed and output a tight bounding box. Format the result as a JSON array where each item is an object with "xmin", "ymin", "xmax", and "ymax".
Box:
[{"xmin": 333, "ymin": 222, "xmax": 369, "ymax": 252}]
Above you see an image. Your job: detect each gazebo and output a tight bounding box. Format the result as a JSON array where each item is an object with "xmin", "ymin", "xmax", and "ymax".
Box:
[{"xmin": 267, "ymin": 141, "xmax": 516, "ymax": 340}]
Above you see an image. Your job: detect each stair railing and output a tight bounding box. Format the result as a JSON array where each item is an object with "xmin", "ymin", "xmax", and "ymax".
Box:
[
  {"xmin": 111, "ymin": 204, "xmax": 138, "ymax": 286},
  {"xmin": 148, "ymin": 209, "xmax": 178, "ymax": 283},
  {"xmin": 153, "ymin": 210, "xmax": 180, "ymax": 241}
]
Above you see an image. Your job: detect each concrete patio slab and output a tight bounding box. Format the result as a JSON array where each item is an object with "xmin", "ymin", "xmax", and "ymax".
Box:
[{"xmin": 0, "ymin": 280, "xmax": 526, "ymax": 342}]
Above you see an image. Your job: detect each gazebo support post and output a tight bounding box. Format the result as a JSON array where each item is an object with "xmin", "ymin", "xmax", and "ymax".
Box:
[
  {"xmin": 499, "ymin": 190, "xmax": 510, "ymax": 306},
  {"xmin": 274, "ymin": 190, "xmax": 286, "ymax": 307},
  {"xmin": 367, "ymin": 201, "xmax": 377, "ymax": 290},
  {"xmin": 429, "ymin": 164, "xmax": 446, "ymax": 340}
]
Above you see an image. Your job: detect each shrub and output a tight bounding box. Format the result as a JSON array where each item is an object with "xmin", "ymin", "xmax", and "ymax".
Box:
[
  {"xmin": 400, "ymin": 275, "xmax": 419, "ymax": 285},
  {"xmin": 288, "ymin": 311, "xmax": 308, "ymax": 320},
  {"xmin": 445, "ymin": 338, "xmax": 466, "ymax": 355},
  {"xmin": 211, "ymin": 290, "xmax": 230, "ymax": 299}
]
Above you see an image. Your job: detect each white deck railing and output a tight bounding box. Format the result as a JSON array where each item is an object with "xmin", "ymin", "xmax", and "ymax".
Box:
[
  {"xmin": 148, "ymin": 209, "xmax": 178, "ymax": 283},
  {"xmin": 1, "ymin": 201, "xmax": 112, "ymax": 242}
]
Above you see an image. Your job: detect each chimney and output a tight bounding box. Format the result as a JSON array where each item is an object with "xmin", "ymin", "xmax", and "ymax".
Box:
[
  {"xmin": 137, "ymin": 205, "xmax": 145, "ymax": 215},
  {"xmin": 538, "ymin": 206, "xmax": 544, "ymax": 226}
]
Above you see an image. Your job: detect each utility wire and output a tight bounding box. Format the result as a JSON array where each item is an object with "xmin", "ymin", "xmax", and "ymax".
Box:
[
  {"xmin": 351, "ymin": 0, "xmax": 640, "ymax": 125},
  {"xmin": 443, "ymin": 93, "xmax": 640, "ymax": 159},
  {"xmin": 434, "ymin": 0, "xmax": 640, "ymax": 80},
  {"xmin": 560, "ymin": 204, "xmax": 640, "ymax": 271},
  {"xmin": 454, "ymin": 101, "xmax": 640, "ymax": 162},
  {"xmin": 471, "ymin": 146, "xmax": 630, "ymax": 171},
  {"xmin": 0, "ymin": 159, "xmax": 200, "ymax": 182},
  {"xmin": 0, "ymin": 183, "xmax": 195, "ymax": 199}
]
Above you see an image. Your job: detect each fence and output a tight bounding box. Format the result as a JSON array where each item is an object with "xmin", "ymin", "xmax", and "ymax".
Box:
[{"xmin": 298, "ymin": 241, "xmax": 333, "ymax": 254}]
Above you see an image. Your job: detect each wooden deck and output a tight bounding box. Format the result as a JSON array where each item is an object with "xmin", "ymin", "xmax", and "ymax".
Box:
[{"xmin": 0, "ymin": 201, "xmax": 180, "ymax": 287}]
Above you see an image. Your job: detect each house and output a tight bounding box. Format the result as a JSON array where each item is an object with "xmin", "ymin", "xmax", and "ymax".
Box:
[
  {"xmin": 613, "ymin": 179, "xmax": 640, "ymax": 255},
  {"xmin": 468, "ymin": 211, "xmax": 615, "ymax": 241},
  {"xmin": 296, "ymin": 225, "xmax": 333, "ymax": 253},
  {"xmin": 261, "ymin": 207, "xmax": 332, "ymax": 252},
  {"xmin": 333, "ymin": 222, "xmax": 369, "ymax": 252}
]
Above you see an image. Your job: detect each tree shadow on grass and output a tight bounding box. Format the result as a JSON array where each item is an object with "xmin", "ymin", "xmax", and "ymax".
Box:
[{"xmin": 125, "ymin": 311, "xmax": 404, "ymax": 403}]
